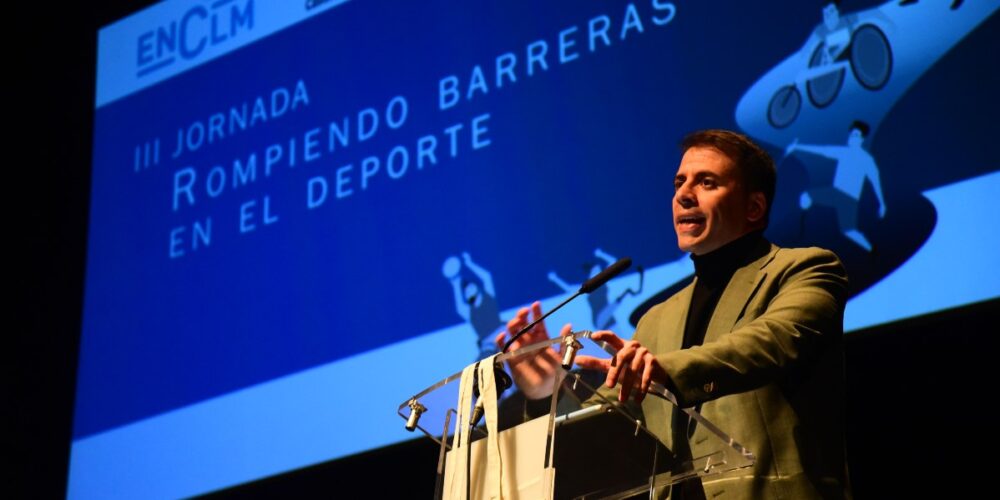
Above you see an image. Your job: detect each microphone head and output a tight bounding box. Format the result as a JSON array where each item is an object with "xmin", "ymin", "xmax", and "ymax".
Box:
[{"xmin": 580, "ymin": 257, "xmax": 632, "ymax": 293}]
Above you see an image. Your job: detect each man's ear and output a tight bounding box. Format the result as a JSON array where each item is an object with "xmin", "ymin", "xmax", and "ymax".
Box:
[{"xmin": 747, "ymin": 192, "xmax": 767, "ymax": 224}]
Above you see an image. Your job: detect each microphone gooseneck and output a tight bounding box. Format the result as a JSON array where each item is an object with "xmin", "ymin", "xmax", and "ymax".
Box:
[{"xmin": 501, "ymin": 257, "xmax": 632, "ymax": 353}]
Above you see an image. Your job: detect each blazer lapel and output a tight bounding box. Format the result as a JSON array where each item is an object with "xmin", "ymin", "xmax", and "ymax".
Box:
[
  {"xmin": 703, "ymin": 244, "xmax": 778, "ymax": 343},
  {"xmin": 662, "ymin": 282, "xmax": 695, "ymax": 354}
]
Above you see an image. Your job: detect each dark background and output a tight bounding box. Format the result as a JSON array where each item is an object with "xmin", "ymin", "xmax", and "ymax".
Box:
[{"xmin": 20, "ymin": 2, "xmax": 997, "ymax": 498}]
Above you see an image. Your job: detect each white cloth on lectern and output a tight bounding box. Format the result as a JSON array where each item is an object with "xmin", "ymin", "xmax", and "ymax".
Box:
[
  {"xmin": 445, "ymin": 355, "xmax": 506, "ymax": 499},
  {"xmin": 480, "ymin": 355, "xmax": 505, "ymax": 499},
  {"xmin": 445, "ymin": 362, "xmax": 475, "ymax": 499}
]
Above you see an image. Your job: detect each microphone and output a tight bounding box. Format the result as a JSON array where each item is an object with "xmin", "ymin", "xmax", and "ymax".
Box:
[
  {"xmin": 580, "ymin": 257, "xmax": 632, "ymax": 293},
  {"xmin": 469, "ymin": 361, "xmax": 513, "ymax": 427},
  {"xmin": 486, "ymin": 256, "xmax": 633, "ymax": 426},
  {"xmin": 502, "ymin": 257, "xmax": 632, "ymax": 352}
]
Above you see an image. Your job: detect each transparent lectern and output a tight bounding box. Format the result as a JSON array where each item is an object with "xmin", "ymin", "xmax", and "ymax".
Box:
[{"xmin": 397, "ymin": 331, "xmax": 755, "ymax": 499}]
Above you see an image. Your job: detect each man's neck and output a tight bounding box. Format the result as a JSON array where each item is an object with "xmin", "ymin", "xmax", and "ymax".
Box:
[{"xmin": 691, "ymin": 230, "xmax": 767, "ymax": 284}]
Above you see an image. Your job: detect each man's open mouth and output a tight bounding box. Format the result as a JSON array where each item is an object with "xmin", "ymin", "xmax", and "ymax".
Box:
[{"xmin": 677, "ymin": 215, "xmax": 706, "ymax": 230}]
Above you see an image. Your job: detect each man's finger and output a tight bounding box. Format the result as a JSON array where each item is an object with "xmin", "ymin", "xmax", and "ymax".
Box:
[
  {"xmin": 631, "ymin": 346, "xmax": 650, "ymax": 403},
  {"xmin": 638, "ymin": 354, "xmax": 655, "ymax": 402},
  {"xmin": 529, "ymin": 302, "xmax": 546, "ymax": 333},
  {"xmin": 630, "ymin": 346, "xmax": 645, "ymax": 376},
  {"xmin": 615, "ymin": 343, "xmax": 644, "ymax": 402},
  {"xmin": 542, "ymin": 348, "xmax": 562, "ymax": 365},
  {"xmin": 611, "ymin": 344, "xmax": 635, "ymax": 394},
  {"xmin": 506, "ymin": 307, "xmax": 528, "ymax": 331},
  {"xmin": 559, "ymin": 323, "xmax": 573, "ymax": 337},
  {"xmin": 590, "ymin": 330, "xmax": 626, "ymax": 350},
  {"xmin": 615, "ymin": 342, "xmax": 635, "ymax": 402},
  {"xmin": 606, "ymin": 349, "xmax": 625, "ymax": 388},
  {"xmin": 619, "ymin": 365, "xmax": 635, "ymax": 402},
  {"xmin": 573, "ymin": 354, "xmax": 610, "ymax": 372}
]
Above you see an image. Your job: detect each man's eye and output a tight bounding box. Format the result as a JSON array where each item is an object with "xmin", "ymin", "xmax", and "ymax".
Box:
[{"xmin": 702, "ymin": 179, "xmax": 716, "ymax": 188}]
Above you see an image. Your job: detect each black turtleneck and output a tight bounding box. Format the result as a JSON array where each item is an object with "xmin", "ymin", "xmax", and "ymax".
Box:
[
  {"xmin": 682, "ymin": 230, "xmax": 768, "ymax": 350},
  {"xmin": 670, "ymin": 230, "xmax": 768, "ymax": 500}
]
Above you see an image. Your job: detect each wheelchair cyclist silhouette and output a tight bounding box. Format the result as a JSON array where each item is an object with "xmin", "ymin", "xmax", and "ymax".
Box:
[{"xmin": 767, "ymin": 1, "xmax": 893, "ymax": 128}]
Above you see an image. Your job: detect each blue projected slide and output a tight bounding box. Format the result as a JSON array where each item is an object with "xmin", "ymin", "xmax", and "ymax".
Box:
[{"xmin": 70, "ymin": 0, "xmax": 999, "ymax": 498}]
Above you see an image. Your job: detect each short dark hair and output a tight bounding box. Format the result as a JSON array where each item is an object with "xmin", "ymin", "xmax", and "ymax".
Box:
[
  {"xmin": 850, "ymin": 120, "xmax": 870, "ymax": 137},
  {"xmin": 680, "ymin": 129, "xmax": 777, "ymax": 226}
]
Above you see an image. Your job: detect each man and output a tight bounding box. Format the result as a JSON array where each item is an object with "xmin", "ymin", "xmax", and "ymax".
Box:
[
  {"xmin": 785, "ymin": 121, "xmax": 887, "ymax": 251},
  {"xmin": 497, "ymin": 130, "xmax": 849, "ymax": 499},
  {"xmin": 444, "ymin": 252, "xmax": 505, "ymax": 360}
]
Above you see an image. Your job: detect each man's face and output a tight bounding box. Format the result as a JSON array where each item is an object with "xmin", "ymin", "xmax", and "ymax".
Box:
[
  {"xmin": 847, "ymin": 128, "xmax": 863, "ymax": 147},
  {"xmin": 673, "ymin": 146, "xmax": 761, "ymax": 255},
  {"xmin": 463, "ymin": 282, "xmax": 481, "ymax": 305},
  {"xmin": 823, "ymin": 3, "xmax": 840, "ymax": 30}
]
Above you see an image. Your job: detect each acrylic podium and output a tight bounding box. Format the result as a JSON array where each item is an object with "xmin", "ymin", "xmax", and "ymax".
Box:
[{"xmin": 397, "ymin": 331, "xmax": 755, "ymax": 499}]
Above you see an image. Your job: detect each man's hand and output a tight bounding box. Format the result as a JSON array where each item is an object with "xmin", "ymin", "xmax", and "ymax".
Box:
[
  {"xmin": 494, "ymin": 301, "xmax": 568, "ymax": 400},
  {"xmin": 575, "ymin": 331, "xmax": 668, "ymax": 404}
]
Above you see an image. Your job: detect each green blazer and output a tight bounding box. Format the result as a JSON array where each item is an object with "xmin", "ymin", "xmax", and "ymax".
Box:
[{"xmin": 630, "ymin": 242, "xmax": 849, "ymax": 499}]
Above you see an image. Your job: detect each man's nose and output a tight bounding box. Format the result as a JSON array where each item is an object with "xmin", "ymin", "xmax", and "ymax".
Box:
[{"xmin": 675, "ymin": 185, "xmax": 696, "ymax": 208}]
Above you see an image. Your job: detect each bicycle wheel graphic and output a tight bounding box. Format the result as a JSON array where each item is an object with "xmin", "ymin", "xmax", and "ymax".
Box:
[
  {"xmin": 850, "ymin": 24, "xmax": 892, "ymax": 90},
  {"xmin": 806, "ymin": 42, "xmax": 845, "ymax": 108},
  {"xmin": 768, "ymin": 85, "xmax": 801, "ymax": 129}
]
